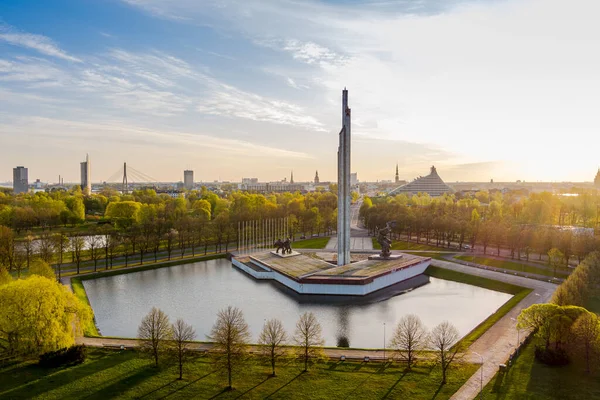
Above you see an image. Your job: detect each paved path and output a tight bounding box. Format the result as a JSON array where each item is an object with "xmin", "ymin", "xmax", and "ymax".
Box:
[
  {"xmin": 326, "ymin": 199, "xmax": 373, "ymax": 251},
  {"xmin": 432, "ymin": 259, "xmax": 557, "ymax": 400}
]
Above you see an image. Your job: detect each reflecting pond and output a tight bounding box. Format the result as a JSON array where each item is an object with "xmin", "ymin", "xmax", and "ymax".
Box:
[{"xmin": 84, "ymin": 258, "xmax": 512, "ymax": 348}]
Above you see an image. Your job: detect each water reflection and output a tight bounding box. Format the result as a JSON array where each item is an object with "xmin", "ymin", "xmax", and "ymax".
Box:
[{"xmin": 84, "ymin": 258, "xmax": 511, "ymax": 348}]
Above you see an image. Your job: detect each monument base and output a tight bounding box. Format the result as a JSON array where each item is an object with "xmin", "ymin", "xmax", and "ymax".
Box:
[
  {"xmin": 368, "ymin": 254, "xmax": 403, "ymax": 261},
  {"xmin": 270, "ymin": 250, "xmax": 302, "ymax": 258}
]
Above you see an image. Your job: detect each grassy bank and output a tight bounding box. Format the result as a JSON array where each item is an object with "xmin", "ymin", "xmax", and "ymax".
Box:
[
  {"xmin": 292, "ymin": 237, "xmax": 330, "ymax": 249},
  {"xmin": 71, "ymin": 279, "xmax": 100, "ymax": 337},
  {"xmin": 483, "ymin": 338, "xmax": 600, "ymax": 399},
  {"xmin": 0, "ymin": 348, "xmax": 477, "ymax": 400},
  {"xmin": 454, "ymin": 255, "xmax": 570, "ymax": 279},
  {"xmin": 425, "ymin": 266, "xmax": 531, "ymax": 348}
]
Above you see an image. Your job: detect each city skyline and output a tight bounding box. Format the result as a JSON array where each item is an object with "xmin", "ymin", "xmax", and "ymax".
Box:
[{"xmin": 2, "ymin": 0, "xmax": 600, "ymax": 183}]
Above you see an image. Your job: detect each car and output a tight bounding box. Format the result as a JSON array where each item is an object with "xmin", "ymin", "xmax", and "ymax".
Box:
[
  {"xmin": 300, "ymin": 235, "xmax": 306, "ymax": 239},
  {"xmin": 464, "ymin": 245, "xmax": 471, "ymax": 250}
]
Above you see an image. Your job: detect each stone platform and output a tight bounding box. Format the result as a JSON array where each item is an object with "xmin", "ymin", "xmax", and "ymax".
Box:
[{"xmin": 232, "ymin": 251, "xmax": 431, "ymax": 296}]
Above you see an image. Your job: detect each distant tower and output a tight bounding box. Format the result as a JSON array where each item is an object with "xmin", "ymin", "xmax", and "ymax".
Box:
[
  {"xmin": 314, "ymin": 170, "xmax": 320, "ymax": 184},
  {"xmin": 184, "ymin": 170, "xmax": 194, "ymax": 189},
  {"xmin": 595, "ymin": 168, "xmax": 600, "ymax": 187},
  {"xmin": 290, "ymin": 171, "xmax": 294, "ymax": 184},
  {"xmin": 12, "ymin": 166, "xmax": 28, "ymax": 194},
  {"xmin": 395, "ymin": 163, "xmax": 399, "ymax": 183},
  {"xmin": 80, "ymin": 154, "xmax": 91, "ymax": 194},
  {"xmin": 122, "ymin": 162, "xmax": 128, "ymax": 194}
]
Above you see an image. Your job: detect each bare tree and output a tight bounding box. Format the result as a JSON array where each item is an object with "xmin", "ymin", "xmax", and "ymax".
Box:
[
  {"xmin": 38, "ymin": 231, "xmax": 54, "ymax": 263},
  {"xmin": 570, "ymin": 312, "xmax": 600, "ymax": 374},
  {"xmin": 53, "ymin": 232, "xmax": 68, "ymax": 279},
  {"xmin": 88, "ymin": 234, "xmax": 102, "ymax": 272},
  {"xmin": 207, "ymin": 306, "xmax": 250, "ymax": 390},
  {"xmin": 258, "ymin": 318, "xmax": 288, "ymax": 376},
  {"xmin": 389, "ymin": 314, "xmax": 428, "ymax": 370},
  {"xmin": 430, "ymin": 321, "xmax": 462, "ymax": 384},
  {"xmin": 70, "ymin": 235, "xmax": 85, "ymax": 274},
  {"xmin": 137, "ymin": 307, "xmax": 172, "ymax": 367},
  {"xmin": 293, "ymin": 312, "xmax": 324, "ymax": 372},
  {"xmin": 23, "ymin": 232, "xmax": 34, "ymax": 271},
  {"xmin": 171, "ymin": 318, "xmax": 196, "ymax": 379}
]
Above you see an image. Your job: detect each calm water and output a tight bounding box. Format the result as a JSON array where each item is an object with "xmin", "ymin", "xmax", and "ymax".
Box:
[{"xmin": 84, "ymin": 258, "xmax": 511, "ymax": 348}]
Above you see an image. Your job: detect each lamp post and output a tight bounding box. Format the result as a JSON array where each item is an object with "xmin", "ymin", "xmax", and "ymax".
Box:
[
  {"xmin": 383, "ymin": 322, "xmax": 386, "ymax": 362},
  {"xmin": 510, "ymin": 317, "xmax": 520, "ymax": 354},
  {"xmin": 472, "ymin": 351, "xmax": 484, "ymax": 399}
]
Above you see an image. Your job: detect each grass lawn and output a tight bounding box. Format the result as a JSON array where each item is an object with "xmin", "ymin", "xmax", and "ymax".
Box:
[
  {"xmin": 403, "ymin": 252, "xmax": 451, "ymax": 260},
  {"xmin": 292, "ymin": 236, "xmax": 330, "ymax": 249},
  {"xmin": 483, "ymin": 338, "xmax": 600, "ymax": 399},
  {"xmin": 454, "ymin": 255, "xmax": 570, "ymax": 279},
  {"xmin": 425, "ymin": 266, "xmax": 531, "ymax": 349},
  {"xmin": 372, "ymin": 238, "xmax": 445, "ymax": 251},
  {"xmin": 0, "ymin": 348, "xmax": 477, "ymax": 400},
  {"xmin": 585, "ymin": 294, "xmax": 600, "ymax": 314}
]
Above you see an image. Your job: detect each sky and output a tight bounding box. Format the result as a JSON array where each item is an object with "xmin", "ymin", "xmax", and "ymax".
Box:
[{"xmin": 1, "ymin": 0, "xmax": 599, "ymax": 184}]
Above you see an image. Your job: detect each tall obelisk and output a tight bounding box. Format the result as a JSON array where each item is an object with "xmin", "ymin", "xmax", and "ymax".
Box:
[{"xmin": 337, "ymin": 88, "xmax": 351, "ymax": 266}]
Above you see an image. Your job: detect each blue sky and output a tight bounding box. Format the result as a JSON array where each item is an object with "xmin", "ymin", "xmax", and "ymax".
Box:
[{"xmin": 1, "ymin": 0, "xmax": 599, "ymax": 184}]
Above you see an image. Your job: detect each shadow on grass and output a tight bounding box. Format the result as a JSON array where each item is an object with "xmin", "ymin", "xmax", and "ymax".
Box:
[
  {"xmin": 160, "ymin": 369, "xmax": 219, "ymax": 399},
  {"xmin": 234, "ymin": 376, "xmax": 271, "ymax": 399},
  {"xmin": 83, "ymin": 365, "xmax": 156, "ymax": 400},
  {"xmin": 430, "ymin": 383, "xmax": 444, "ymax": 400},
  {"xmin": 381, "ymin": 370, "xmax": 408, "ymax": 399},
  {"xmin": 0, "ymin": 351, "xmax": 132, "ymax": 398},
  {"xmin": 264, "ymin": 371, "xmax": 304, "ymax": 399}
]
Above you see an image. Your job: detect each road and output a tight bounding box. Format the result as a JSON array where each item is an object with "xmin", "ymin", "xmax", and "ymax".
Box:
[{"xmin": 326, "ymin": 199, "xmax": 373, "ymax": 251}]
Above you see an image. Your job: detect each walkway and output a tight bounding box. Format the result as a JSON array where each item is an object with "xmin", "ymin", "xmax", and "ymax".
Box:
[
  {"xmin": 326, "ymin": 199, "xmax": 374, "ymax": 251},
  {"xmin": 432, "ymin": 259, "xmax": 557, "ymax": 400}
]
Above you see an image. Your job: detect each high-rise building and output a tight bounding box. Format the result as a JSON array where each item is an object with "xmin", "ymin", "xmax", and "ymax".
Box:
[
  {"xmin": 80, "ymin": 154, "xmax": 91, "ymax": 194},
  {"xmin": 350, "ymin": 172, "xmax": 358, "ymax": 186},
  {"xmin": 184, "ymin": 170, "xmax": 194, "ymax": 189},
  {"xmin": 314, "ymin": 170, "xmax": 319, "ymax": 184},
  {"xmin": 395, "ymin": 164, "xmax": 400, "ymax": 183},
  {"xmin": 13, "ymin": 166, "xmax": 28, "ymax": 194}
]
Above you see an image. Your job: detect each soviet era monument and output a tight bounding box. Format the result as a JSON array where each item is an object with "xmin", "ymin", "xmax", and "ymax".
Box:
[
  {"xmin": 230, "ymin": 88, "xmax": 431, "ymax": 296},
  {"xmin": 337, "ymin": 88, "xmax": 351, "ymax": 266}
]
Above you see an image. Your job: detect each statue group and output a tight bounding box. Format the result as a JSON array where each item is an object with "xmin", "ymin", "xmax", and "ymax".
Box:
[
  {"xmin": 274, "ymin": 238, "xmax": 293, "ymax": 254},
  {"xmin": 376, "ymin": 222, "xmax": 394, "ymax": 258}
]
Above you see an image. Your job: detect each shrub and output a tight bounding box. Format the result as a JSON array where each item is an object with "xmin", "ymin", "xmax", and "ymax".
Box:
[
  {"xmin": 336, "ymin": 336, "xmax": 350, "ymax": 348},
  {"xmin": 534, "ymin": 346, "xmax": 569, "ymax": 366},
  {"xmin": 39, "ymin": 345, "xmax": 86, "ymax": 368}
]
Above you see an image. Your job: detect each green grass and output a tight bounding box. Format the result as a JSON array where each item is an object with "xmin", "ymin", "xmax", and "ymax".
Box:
[
  {"xmin": 70, "ymin": 278, "xmax": 100, "ymax": 337},
  {"xmin": 483, "ymin": 338, "xmax": 600, "ymax": 399},
  {"xmin": 403, "ymin": 251, "xmax": 451, "ymax": 260},
  {"xmin": 585, "ymin": 294, "xmax": 600, "ymax": 314},
  {"xmin": 0, "ymin": 348, "xmax": 478, "ymax": 400},
  {"xmin": 425, "ymin": 266, "xmax": 531, "ymax": 349},
  {"xmin": 454, "ymin": 255, "xmax": 570, "ymax": 279},
  {"xmin": 372, "ymin": 237, "xmax": 446, "ymax": 251},
  {"xmin": 292, "ymin": 237, "xmax": 330, "ymax": 249}
]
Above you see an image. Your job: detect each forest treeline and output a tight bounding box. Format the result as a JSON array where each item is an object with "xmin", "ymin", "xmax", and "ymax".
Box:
[{"xmin": 360, "ymin": 190, "xmax": 600, "ymax": 265}]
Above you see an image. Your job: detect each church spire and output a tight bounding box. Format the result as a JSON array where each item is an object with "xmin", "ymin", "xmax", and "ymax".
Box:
[
  {"xmin": 314, "ymin": 170, "xmax": 320, "ymax": 184},
  {"xmin": 395, "ymin": 163, "xmax": 399, "ymax": 183},
  {"xmin": 290, "ymin": 170, "xmax": 294, "ymax": 184}
]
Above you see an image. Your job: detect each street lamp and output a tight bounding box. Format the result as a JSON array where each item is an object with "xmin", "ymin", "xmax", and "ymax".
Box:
[
  {"xmin": 510, "ymin": 317, "xmax": 521, "ymax": 354},
  {"xmin": 383, "ymin": 322, "xmax": 386, "ymax": 362},
  {"xmin": 472, "ymin": 351, "xmax": 484, "ymax": 399}
]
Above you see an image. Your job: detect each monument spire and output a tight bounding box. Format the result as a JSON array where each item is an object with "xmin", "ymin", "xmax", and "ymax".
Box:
[{"xmin": 337, "ymin": 88, "xmax": 351, "ymax": 266}]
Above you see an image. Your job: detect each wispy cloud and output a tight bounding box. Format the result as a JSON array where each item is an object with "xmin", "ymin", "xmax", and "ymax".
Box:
[
  {"xmin": 0, "ymin": 26, "xmax": 82, "ymax": 62},
  {"xmin": 197, "ymin": 83, "xmax": 325, "ymax": 131}
]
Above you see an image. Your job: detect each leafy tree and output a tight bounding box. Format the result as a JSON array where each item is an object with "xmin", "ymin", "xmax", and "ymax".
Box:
[
  {"xmin": 0, "ymin": 268, "xmax": 11, "ymax": 286},
  {"xmin": 137, "ymin": 307, "xmax": 172, "ymax": 367},
  {"xmin": 430, "ymin": 321, "xmax": 462, "ymax": 385},
  {"xmin": 208, "ymin": 306, "xmax": 251, "ymax": 390},
  {"xmin": 389, "ymin": 314, "xmax": 428, "ymax": 370},
  {"xmin": 0, "ymin": 275, "xmax": 92, "ymax": 355},
  {"xmin": 258, "ymin": 318, "xmax": 288, "ymax": 376},
  {"xmin": 570, "ymin": 312, "xmax": 600, "ymax": 374},
  {"xmin": 171, "ymin": 318, "xmax": 196, "ymax": 380},
  {"xmin": 29, "ymin": 259, "xmax": 55, "ymax": 280},
  {"xmin": 548, "ymin": 248, "xmax": 565, "ymax": 278},
  {"xmin": 293, "ymin": 312, "xmax": 325, "ymax": 372}
]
